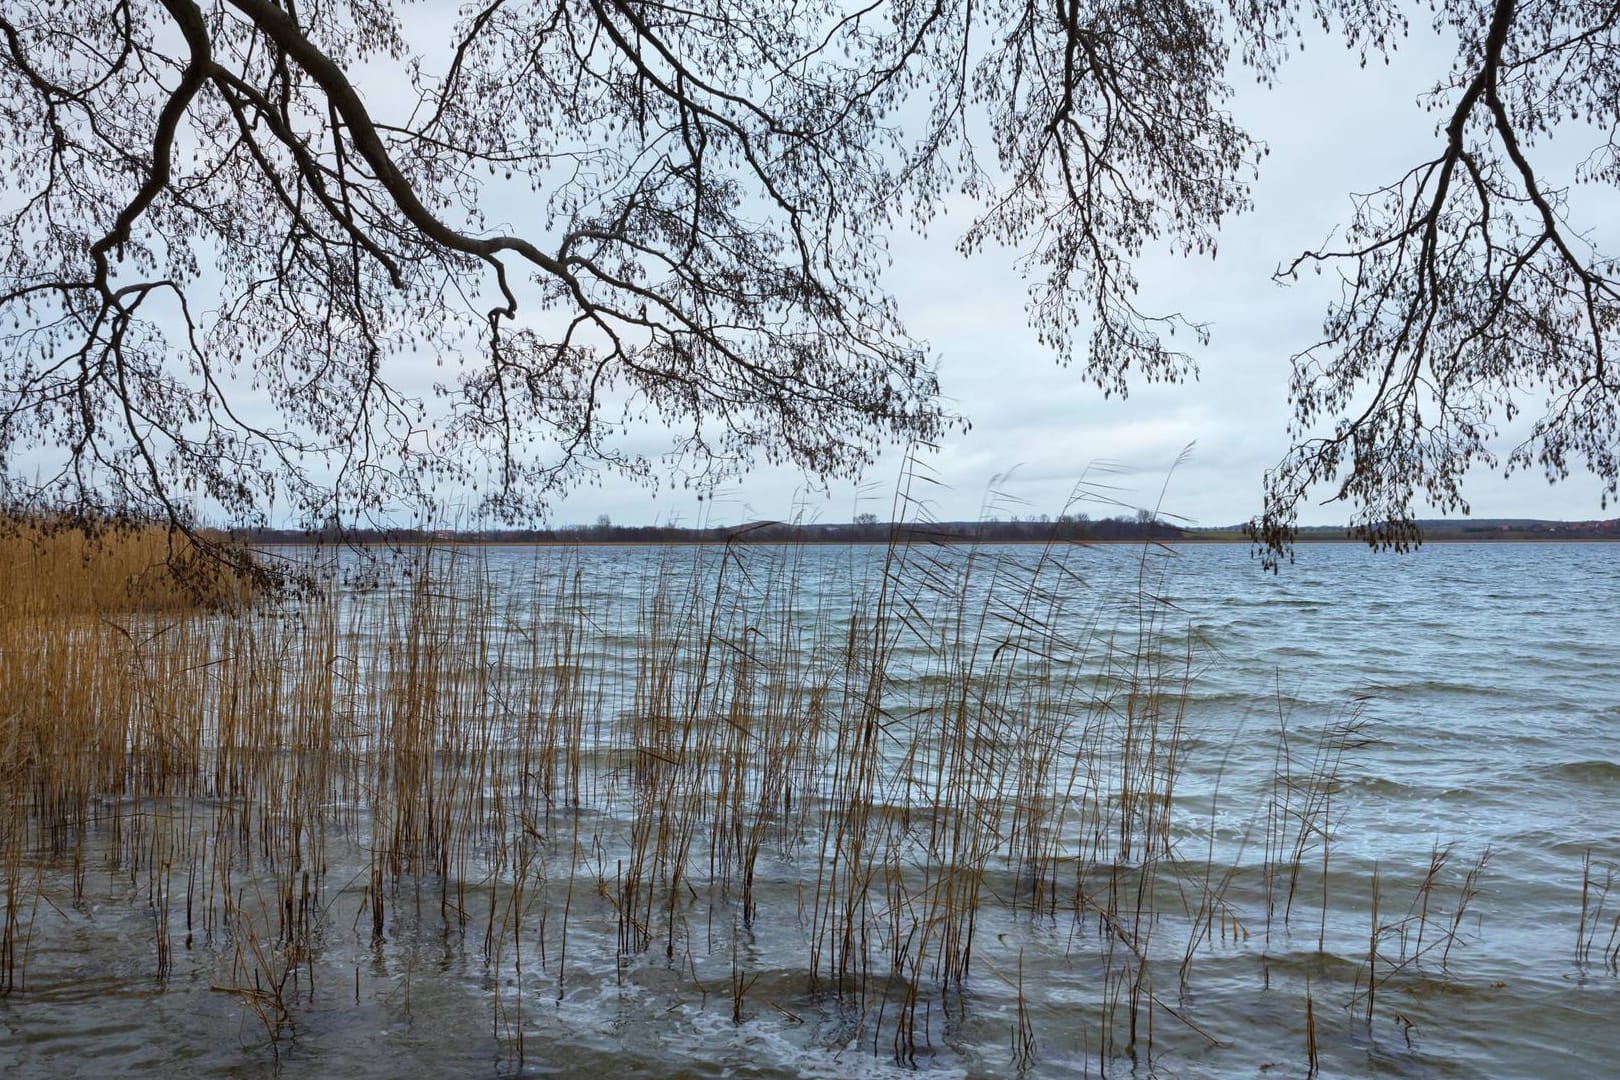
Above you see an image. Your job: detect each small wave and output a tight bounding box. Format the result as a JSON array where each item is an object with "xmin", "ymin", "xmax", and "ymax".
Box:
[
  {"xmin": 1363, "ymin": 678, "xmax": 1489, "ymax": 697},
  {"xmin": 1235, "ymin": 597, "xmax": 1326, "ymax": 610},
  {"xmin": 1181, "ymin": 689, "xmax": 1272, "ymax": 711},
  {"xmin": 1531, "ymin": 759, "xmax": 1620, "ymax": 785},
  {"xmin": 1352, "ymin": 775, "xmax": 1419, "ymax": 797}
]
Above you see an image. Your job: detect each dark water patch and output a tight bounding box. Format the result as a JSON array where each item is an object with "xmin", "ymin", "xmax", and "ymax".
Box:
[
  {"xmin": 1229, "ymin": 596, "xmax": 1330, "ymax": 611},
  {"xmin": 1, "ymin": 984, "xmax": 268, "ymax": 1077},
  {"xmin": 1360, "ymin": 677, "xmax": 1498, "ymax": 699}
]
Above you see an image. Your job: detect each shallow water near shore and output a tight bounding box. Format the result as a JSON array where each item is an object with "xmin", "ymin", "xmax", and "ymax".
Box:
[{"xmin": 2, "ymin": 540, "xmax": 1617, "ymax": 1077}]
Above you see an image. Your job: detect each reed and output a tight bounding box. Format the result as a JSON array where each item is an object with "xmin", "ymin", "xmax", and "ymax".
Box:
[
  {"xmin": 1305, "ymin": 975, "xmax": 1319, "ymax": 1075},
  {"xmin": 1578, "ymin": 852, "xmax": 1620, "ymax": 972},
  {"xmin": 1348, "ymin": 846, "xmax": 1493, "ymax": 1027},
  {"xmin": 0, "ymin": 518, "xmax": 258, "ymax": 617},
  {"xmin": 0, "ymin": 522, "xmax": 1526, "ymax": 1074}
]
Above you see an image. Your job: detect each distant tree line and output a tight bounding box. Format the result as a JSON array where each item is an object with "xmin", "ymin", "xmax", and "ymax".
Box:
[
  {"xmin": 230, "ymin": 513, "xmax": 1620, "ymax": 548},
  {"xmin": 235, "ymin": 512, "xmax": 1190, "ymax": 547}
]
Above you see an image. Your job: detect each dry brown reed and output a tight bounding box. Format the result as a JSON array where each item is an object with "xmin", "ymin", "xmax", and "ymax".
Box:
[
  {"xmin": 1348, "ymin": 845, "xmax": 1492, "ymax": 1027},
  {"xmin": 0, "ymin": 524, "xmax": 1507, "ymax": 1073},
  {"xmin": 0, "ymin": 518, "xmax": 256, "ymax": 617},
  {"xmin": 1577, "ymin": 852, "xmax": 1620, "ymax": 972}
]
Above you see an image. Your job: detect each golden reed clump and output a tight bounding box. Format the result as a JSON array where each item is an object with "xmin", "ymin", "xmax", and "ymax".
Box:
[{"xmin": 0, "ymin": 517, "xmax": 256, "ymax": 616}]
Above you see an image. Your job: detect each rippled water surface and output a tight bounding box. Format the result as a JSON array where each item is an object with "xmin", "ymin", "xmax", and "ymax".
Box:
[{"xmin": 3, "ymin": 540, "xmax": 1617, "ymax": 1078}]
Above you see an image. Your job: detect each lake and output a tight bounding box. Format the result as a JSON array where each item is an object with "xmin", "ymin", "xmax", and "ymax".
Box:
[{"xmin": 2, "ymin": 539, "xmax": 1616, "ymax": 1077}]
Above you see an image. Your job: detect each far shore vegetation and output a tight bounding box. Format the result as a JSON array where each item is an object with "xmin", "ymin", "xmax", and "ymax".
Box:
[{"xmin": 234, "ymin": 514, "xmax": 1620, "ymax": 548}]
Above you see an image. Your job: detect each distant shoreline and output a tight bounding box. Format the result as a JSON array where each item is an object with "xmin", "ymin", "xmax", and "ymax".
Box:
[{"xmin": 235, "ymin": 518, "xmax": 1620, "ymax": 547}]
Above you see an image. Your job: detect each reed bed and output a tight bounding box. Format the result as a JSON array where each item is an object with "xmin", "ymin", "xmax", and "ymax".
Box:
[
  {"xmin": 0, "ymin": 519, "xmax": 256, "ymax": 616},
  {"xmin": 0, "ymin": 528, "xmax": 1533, "ymax": 1073}
]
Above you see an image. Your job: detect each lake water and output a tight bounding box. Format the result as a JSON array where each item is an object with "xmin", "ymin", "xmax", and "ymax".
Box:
[{"xmin": 2, "ymin": 540, "xmax": 1616, "ymax": 1077}]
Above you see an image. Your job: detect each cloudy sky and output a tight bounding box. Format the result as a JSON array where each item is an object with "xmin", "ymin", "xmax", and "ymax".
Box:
[{"xmin": 533, "ymin": 25, "xmax": 1616, "ymax": 531}]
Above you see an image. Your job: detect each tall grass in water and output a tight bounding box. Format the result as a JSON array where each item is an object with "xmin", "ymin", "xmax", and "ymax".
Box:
[
  {"xmin": 0, "ymin": 519, "xmax": 255, "ymax": 616},
  {"xmin": 0, "ymin": 521, "xmax": 259, "ymax": 997},
  {"xmin": 0, "ymin": 525, "xmax": 1515, "ymax": 1073}
]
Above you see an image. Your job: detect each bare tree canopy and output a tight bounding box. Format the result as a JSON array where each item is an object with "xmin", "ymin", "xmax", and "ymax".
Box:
[
  {"xmin": 1262, "ymin": 0, "xmax": 1620, "ymax": 563},
  {"xmin": 0, "ymin": 0, "xmax": 1615, "ymax": 557}
]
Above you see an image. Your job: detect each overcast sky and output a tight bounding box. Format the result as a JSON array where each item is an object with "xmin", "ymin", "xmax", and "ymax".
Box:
[{"xmin": 527, "ymin": 26, "xmax": 1616, "ymax": 531}]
